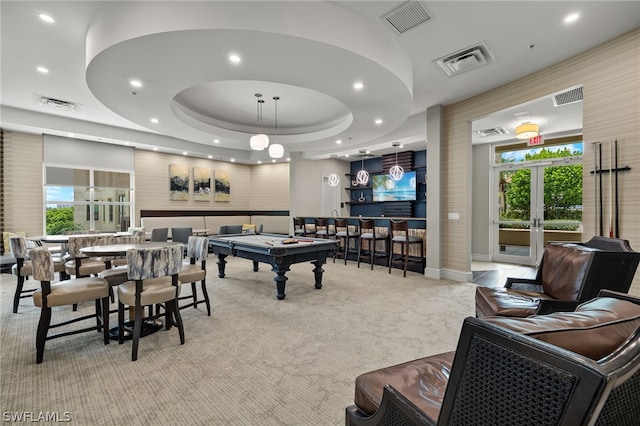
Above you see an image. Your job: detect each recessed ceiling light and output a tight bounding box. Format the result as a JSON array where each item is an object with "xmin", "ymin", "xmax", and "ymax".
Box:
[
  {"xmin": 353, "ymin": 82, "xmax": 364, "ymax": 90},
  {"xmin": 375, "ymin": 119, "xmax": 383, "ymax": 125},
  {"xmin": 345, "ymin": 154, "xmax": 350, "ymax": 158},
  {"xmin": 366, "ymin": 150, "xmax": 370, "ymax": 154},
  {"xmin": 130, "ymin": 80, "xmax": 142, "ymax": 88},
  {"xmin": 231, "ymin": 158, "xmax": 236, "ymax": 162},
  {"xmin": 150, "ymin": 118, "xmax": 159, "ymax": 124},
  {"xmin": 183, "ymin": 151, "xmax": 188, "ymax": 155},
  {"xmin": 272, "ymin": 159, "xmax": 276, "ymax": 163},
  {"xmin": 36, "ymin": 66, "xmax": 49, "ymax": 74},
  {"xmin": 229, "ymin": 54, "xmax": 241, "ymax": 63},
  {"xmin": 286, "ymin": 158, "xmax": 291, "ymax": 162},
  {"xmin": 564, "ymin": 13, "xmax": 579, "ymax": 24},
  {"xmin": 67, "ymin": 133, "xmax": 75, "ymax": 138},
  {"xmin": 38, "ymin": 14, "xmax": 54, "ymax": 23},
  {"xmin": 257, "ymin": 160, "xmax": 262, "ymax": 164},
  {"xmin": 213, "ymin": 139, "xmax": 220, "ymax": 144},
  {"xmin": 208, "ymin": 155, "xmax": 213, "ymax": 159},
  {"xmin": 153, "ymin": 147, "xmax": 158, "ymax": 151},
  {"xmin": 336, "ymin": 139, "xmax": 342, "ymax": 144}
]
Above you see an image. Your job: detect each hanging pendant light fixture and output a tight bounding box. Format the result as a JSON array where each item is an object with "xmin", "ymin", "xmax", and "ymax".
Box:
[
  {"xmin": 250, "ymin": 93, "xmax": 269, "ymax": 150},
  {"xmin": 268, "ymin": 96, "xmax": 284, "ymax": 159},
  {"xmin": 327, "ymin": 173, "xmax": 340, "ymax": 187},
  {"xmin": 389, "ymin": 142, "xmax": 404, "ymax": 181},
  {"xmin": 356, "ymin": 149, "xmax": 369, "ymax": 185}
]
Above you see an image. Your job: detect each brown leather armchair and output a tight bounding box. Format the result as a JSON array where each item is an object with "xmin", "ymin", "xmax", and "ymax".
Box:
[
  {"xmin": 475, "ymin": 236, "xmax": 640, "ymax": 318},
  {"xmin": 346, "ymin": 290, "xmax": 640, "ymax": 426}
]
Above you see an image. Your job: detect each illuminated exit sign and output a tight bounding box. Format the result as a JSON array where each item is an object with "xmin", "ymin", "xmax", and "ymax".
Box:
[{"xmin": 528, "ymin": 135, "xmax": 544, "ymax": 146}]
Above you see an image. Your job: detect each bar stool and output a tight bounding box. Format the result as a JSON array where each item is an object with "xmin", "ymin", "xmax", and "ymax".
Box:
[
  {"xmin": 314, "ymin": 218, "xmax": 336, "ymax": 239},
  {"xmin": 293, "ymin": 217, "xmax": 315, "ymax": 237},
  {"xmin": 388, "ymin": 219, "xmax": 425, "ymax": 277},
  {"xmin": 334, "ymin": 218, "xmax": 359, "ymax": 264},
  {"xmin": 357, "ymin": 219, "xmax": 389, "ymax": 270}
]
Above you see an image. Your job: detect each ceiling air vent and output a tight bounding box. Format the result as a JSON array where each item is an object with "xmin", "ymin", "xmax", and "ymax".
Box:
[
  {"xmin": 433, "ymin": 41, "xmax": 497, "ymax": 77},
  {"xmin": 474, "ymin": 127, "xmax": 509, "ymax": 138},
  {"xmin": 34, "ymin": 94, "xmax": 77, "ymax": 112},
  {"xmin": 552, "ymin": 86, "xmax": 583, "ymax": 106},
  {"xmin": 383, "ymin": 1, "xmax": 431, "ymax": 35}
]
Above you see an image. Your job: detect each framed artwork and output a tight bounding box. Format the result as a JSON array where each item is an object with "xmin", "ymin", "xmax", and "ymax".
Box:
[
  {"xmin": 193, "ymin": 166, "xmax": 211, "ymax": 201},
  {"xmin": 169, "ymin": 164, "xmax": 189, "ymax": 201},
  {"xmin": 214, "ymin": 169, "xmax": 230, "ymax": 202}
]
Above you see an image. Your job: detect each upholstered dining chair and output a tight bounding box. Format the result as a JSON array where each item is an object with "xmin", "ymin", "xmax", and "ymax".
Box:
[
  {"xmin": 64, "ymin": 235, "xmax": 107, "ymax": 278},
  {"xmin": 150, "ymin": 228, "xmax": 169, "ymax": 242},
  {"xmin": 29, "ymin": 246, "xmax": 110, "ymax": 363},
  {"xmin": 117, "ymin": 244, "xmax": 184, "ymax": 361},
  {"xmin": 388, "ymin": 219, "xmax": 425, "ymax": 277},
  {"xmin": 9, "ymin": 235, "xmax": 65, "ymax": 313},
  {"xmin": 334, "ymin": 218, "xmax": 359, "ymax": 264},
  {"xmin": 171, "ymin": 227, "xmax": 192, "ymax": 255},
  {"xmin": 357, "ymin": 219, "xmax": 389, "ymax": 270},
  {"xmin": 178, "ymin": 236, "xmax": 211, "ymax": 316}
]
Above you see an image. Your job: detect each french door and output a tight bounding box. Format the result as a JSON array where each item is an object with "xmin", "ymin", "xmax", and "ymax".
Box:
[{"xmin": 492, "ymin": 157, "xmax": 583, "ymax": 266}]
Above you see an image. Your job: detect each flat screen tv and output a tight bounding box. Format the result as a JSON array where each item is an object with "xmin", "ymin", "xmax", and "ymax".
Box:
[{"xmin": 372, "ymin": 171, "xmax": 417, "ymax": 202}]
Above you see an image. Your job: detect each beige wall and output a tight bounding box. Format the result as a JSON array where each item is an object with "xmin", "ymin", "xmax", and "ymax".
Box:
[
  {"xmin": 2, "ymin": 131, "xmax": 43, "ymax": 237},
  {"xmin": 443, "ymin": 28, "xmax": 640, "ymax": 293}
]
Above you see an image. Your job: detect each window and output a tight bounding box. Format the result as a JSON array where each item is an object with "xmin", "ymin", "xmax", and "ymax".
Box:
[{"xmin": 45, "ymin": 166, "xmax": 132, "ymax": 235}]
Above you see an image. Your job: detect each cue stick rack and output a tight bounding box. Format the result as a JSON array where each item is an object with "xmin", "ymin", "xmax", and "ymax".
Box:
[{"xmin": 589, "ymin": 139, "xmax": 631, "ymax": 238}]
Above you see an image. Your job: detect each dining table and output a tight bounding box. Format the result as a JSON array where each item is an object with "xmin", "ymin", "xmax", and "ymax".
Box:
[{"xmin": 80, "ymin": 241, "xmax": 184, "ymax": 340}]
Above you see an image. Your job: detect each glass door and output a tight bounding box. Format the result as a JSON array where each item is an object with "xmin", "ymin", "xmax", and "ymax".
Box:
[{"xmin": 493, "ymin": 143, "xmax": 583, "ymax": 265}]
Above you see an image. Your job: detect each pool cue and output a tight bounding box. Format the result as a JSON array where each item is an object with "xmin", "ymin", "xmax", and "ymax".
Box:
[
  {"xmin": 614, "ymin": 138, "xmax": 619, "ymax": 238},
  {"xmin": 608, "ymin": 140, "xmax": 613, "ymax": 238},
  {"xmin": 599, "ymin": 142, "xmax": 603, "ymax": 236}
]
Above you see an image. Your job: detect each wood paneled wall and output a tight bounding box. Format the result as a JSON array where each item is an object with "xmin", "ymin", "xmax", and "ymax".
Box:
[{"xmin": 443, "ymin": 28, "xmax": 640, "ymax": 293}]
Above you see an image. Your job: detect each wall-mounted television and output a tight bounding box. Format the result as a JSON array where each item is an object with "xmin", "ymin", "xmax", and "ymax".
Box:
[{"xmin": 372, "ymin": 171, "xmax": 417, "ymax": 202}]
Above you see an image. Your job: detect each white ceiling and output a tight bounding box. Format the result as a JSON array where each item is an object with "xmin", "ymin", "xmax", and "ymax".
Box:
[{"xmin": 1, "ymin": 1, "xmax": 639, "ymax": 163}]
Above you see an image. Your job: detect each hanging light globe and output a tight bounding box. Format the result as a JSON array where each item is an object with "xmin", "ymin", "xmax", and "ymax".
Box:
[
  {"xmin": 327, "ymin": 173, "xmax": 340, "ymax": 187},
  {"xmin": 250, "ymin": 133, "xmax": 269, "ymax": 150},
  {"xmin": 269, "ymin": 143, "xmax": 284, "ymax": 158},
  {"xmin": 389, "ymin": 164, "xmax": 404, "ymax": 181},
  {"xmin": 356, "ymin": 169, "xmax": 369, "ymax": 185}
]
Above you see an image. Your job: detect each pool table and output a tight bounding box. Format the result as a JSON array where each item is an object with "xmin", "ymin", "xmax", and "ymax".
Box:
[{"xmin": 208, "ymin": 234, "xmax": 338, "ymax": 300}]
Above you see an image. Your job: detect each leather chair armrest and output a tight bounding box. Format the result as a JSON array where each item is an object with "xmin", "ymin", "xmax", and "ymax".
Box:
[
  {"xmin": 346, "ymin": 385, "xmax": 437, "ymax": 426},
  {"xmin": 505, "ymin": 277, "xmax": 543, "ymax": 292},
  {"xmin": 534, "ymin": 299, "xmax": 581, "ymax": 315}
]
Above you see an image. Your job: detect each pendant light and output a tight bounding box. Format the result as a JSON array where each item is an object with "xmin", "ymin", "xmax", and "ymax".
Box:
[
  {"xmin": 356, "ymin": 149, "xmax": 369, "ymax": 185},
  {"xmin": 389, "ymin": 142, "xmax": 404, "ymax": 181},
  {"xmin": 327, "ymin": 174, "xmax": 340, "ymax": 187},
  {"xmin": 250, "ymin": 93, "xmax": 269, "ymax": 150},
  {"xmin": 268, "ymin": 96, "xmax": 284, "ymax": 158}
]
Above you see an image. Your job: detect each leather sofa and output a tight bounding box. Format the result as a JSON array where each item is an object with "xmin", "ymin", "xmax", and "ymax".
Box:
[
  {"xmin": 475, "ymin": 236, "xmax": 640, "ymax": 318},
  {"xmin": 346, "ymin": 290, "xmax": 640, "ymax": 425}
]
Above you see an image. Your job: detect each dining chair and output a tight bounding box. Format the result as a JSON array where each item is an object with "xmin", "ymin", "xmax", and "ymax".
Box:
[
  {"xmin": 64, "ymin": 235, "xmax": 107, "ymax": 278},
  {"xmin": 357, "ymin": 219, "xmax": 389, "ymax": 270},
  {"xmin": 314, "ymin": 218, "xmax": 336, "ymax": 239},
  {"xmin": 9, "ymin": 235, "xmax": 65, "ymax": 313},
  {"xmin": 171, "ymin": 227, "xmax": 192, "ymax": 255},
  {"xmin": 150, "ymin": 228, "xmax": 169, "ymax": 242},
  {"xmin": 388, "ymin": 220, "xmax": 425, "ymax": 277},
  {"xmin": 334, "ymin": 218, "xmax": 359, "ymax": 264},
  {"xmin": 29, "ymin": 246, "xmax": 110, "ymax": 363},
  {"xmin": 117, "ymin": 244, "xmax": 184, "ymax": 361},
  {"xmin": 178, "ymin": 236, "xmax": 211, "ymax": 316}
]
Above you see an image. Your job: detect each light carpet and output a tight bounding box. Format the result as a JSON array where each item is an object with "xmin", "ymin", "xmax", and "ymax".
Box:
[{"xmin": 0, "ymin": 256, "xmax": 477, "ymax": 425}]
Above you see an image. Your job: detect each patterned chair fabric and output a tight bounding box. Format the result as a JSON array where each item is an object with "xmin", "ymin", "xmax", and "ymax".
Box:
[
  {"xmin": 178, "ymin": 236, "xmax": 211, "ymax": 316},
  {"xmin": 9, "ymin": 235, "xmax": 65, "ymax": 313},
  {"xmin": 64, "ymin": 235, "xmax": 107, "ymax": 277},
  {"xmin": 118, "ymin": 244, "xmax": 185, "ymax": 361},
  {"xmin": 28, "ymin": 246, "xmax": 110, "ymax": 363}
]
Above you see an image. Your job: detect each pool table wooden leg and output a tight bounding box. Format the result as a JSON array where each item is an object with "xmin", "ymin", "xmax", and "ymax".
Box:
[
  {"xmin": 312, "ymin": 260, "xmax": 325, "ymax": 289},
  {"xmin": 216, "ymin": 254, "xmax": 227, "ymax": 278}
]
